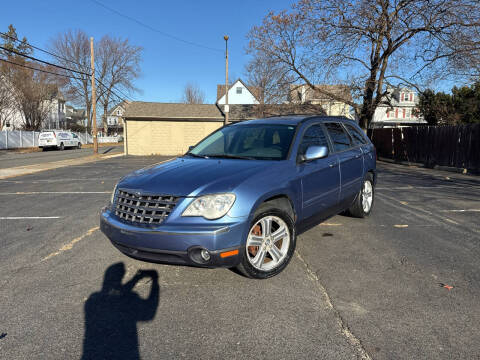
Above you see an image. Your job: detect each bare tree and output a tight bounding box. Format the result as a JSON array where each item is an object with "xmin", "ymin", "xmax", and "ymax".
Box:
[
  {"xmin": 181, "ymin": 83, "xmax": 205, "ymax": 104},
  {"xmin": 1, "ymin": 24, "xmax": 32, "ymax": 129},
  {"xmin": 0, "ymin": 74, "xmax": 16, "ymax": 129},
  {"xmin": 244, "ymin": 51, "xmax": 293, "ymax": 104},
  {"xmin": 50, "ymin": 30, "xmax": 94, "ymax": 128},
  {"xmin": 247, "ymin": 0, "xmax": 480, "ymax": 129},
  {"xmin": 1, "ymin": 60, "xmax": 59, "ymax": 130},
  {"xmin": 1, "ymin": 25, "xmax": 59, "ymax": 130},
  {"xmin": 96, "ymin": 36, "xmax": 142, "ymax": 133},
  {"xmin": 51, "ymin": 31, "xmax": 142, "ymax": 133}
]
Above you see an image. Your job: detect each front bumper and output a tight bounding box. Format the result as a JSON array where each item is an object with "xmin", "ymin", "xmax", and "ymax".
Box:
[{"xmin": 100, "ymin": 209, "xmax": 246, "ymax": 268}]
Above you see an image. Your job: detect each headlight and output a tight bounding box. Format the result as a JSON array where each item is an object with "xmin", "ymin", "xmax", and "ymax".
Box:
[
  {"xmin": 182, "ymin": 193, "xmax": 236, "ymax": 220},
  {"xmin": 110, "ymin": 183, "xmax": 118, "ymax": 204}
]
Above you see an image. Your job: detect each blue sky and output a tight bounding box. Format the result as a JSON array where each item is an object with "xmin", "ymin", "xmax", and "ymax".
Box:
[{"xmin": 1, "ymin": 0, "xmax": 295, "ymax": 104}]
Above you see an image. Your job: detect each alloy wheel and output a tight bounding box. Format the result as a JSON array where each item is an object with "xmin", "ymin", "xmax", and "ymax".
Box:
[
  {"xmin": 362, "ymin": 180, "xmax": 373, "ymax": 213},
  {"xmin": 246, "ymin": 215, "xmax": 290, "ymax": 271}
]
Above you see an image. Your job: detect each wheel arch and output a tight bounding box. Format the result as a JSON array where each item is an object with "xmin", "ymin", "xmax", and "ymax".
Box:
[
  {"xmin": 367, "ymin": 168, "xmax": 377, "ymax": 186},
  {"xmin": 251, "ymin": 193, "xmax": 296, "ymax": 223}
]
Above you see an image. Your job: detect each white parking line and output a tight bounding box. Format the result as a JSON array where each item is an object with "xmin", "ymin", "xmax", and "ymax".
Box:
[
  {"xmin": 0, "ymin": 216, "xmax": 61, "ymax": 220},
  {"xmin": 440, "ymin": 209, "xmax": 480, "ymax": 212},
  {"xmin": 0, "ymin": 178, "xmax": 118, "ymax": 183},
  {"xmin": 0, "ymin": 191, "xmax": 110, "ymax": 195},
  {"xmin": 377, "ymin": 185, "xmax": 480, "ymax": 190}
]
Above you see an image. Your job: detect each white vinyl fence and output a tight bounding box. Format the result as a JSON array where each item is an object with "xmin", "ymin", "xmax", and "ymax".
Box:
[{"xmin": 0, "ymin": 130, "xmax": 94, "ymax": 150}]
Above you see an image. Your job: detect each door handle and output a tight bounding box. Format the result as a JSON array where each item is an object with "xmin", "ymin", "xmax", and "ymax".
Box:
[
  {"xmin": 328, "ymin": 162, "xmax": 337, "ymax": 168},
  {"xmin": 354, "ymin": 154, "xmax": 362, "ymax": 159}
]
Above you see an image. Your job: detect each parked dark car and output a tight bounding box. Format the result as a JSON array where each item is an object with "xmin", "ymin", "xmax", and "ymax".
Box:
[{"xmin": 100, "ymin": 116, "xmax": 376, "ymax": 279}]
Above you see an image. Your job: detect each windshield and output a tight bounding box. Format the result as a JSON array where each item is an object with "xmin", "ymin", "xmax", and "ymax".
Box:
[{"xmin": 188, "ymin": 124, "xmax": 297, "ymax": 160}]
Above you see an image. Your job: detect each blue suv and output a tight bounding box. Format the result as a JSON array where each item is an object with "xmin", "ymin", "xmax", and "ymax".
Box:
[{"xmin": 100, "ymin": 116, "xmax": 376, "ymax": 279}]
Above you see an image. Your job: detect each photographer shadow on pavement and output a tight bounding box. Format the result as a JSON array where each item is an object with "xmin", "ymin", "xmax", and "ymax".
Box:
[{"xmin": 81, "ymin": 262, "xmax": 159, "ymax": 360}]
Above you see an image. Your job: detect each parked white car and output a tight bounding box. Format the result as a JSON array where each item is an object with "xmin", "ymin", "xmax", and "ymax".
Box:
[{"xmin": 38, "ymin": 130, "xmax": 82, "ymax": 151}]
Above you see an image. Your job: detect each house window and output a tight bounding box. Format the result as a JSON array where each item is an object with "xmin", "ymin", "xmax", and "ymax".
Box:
[
  {"xmin": 403, "ymin": 109, "xmax": 406, "ymax": 118},
  {"xmin": 410, "ymin": 93, "xmax": 414, "ymax": 101},
  {"xmin": 117, "ymin": 110, "xmax": 121, "ymax": 115},
  {"xmin": 395, "ymin": 108, "xmax": 398, "ymax": 118},
  {"xmin": 386, "ymin": 110, "xmax": 390, "ymax": 118},
  {"xmin": 236, "ymin": 87, "xmax": 243, "ymax": 94},
  {"xmin": 401, "ymin": 93, "xmax": 404, "ymax": 101}
]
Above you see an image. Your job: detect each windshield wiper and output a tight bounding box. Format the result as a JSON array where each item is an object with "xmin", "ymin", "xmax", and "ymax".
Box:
[
  {"xmin": 186, "ymin": 152, "xmax": 209, "ymax": 159},
  {"xmin": 206, "ymin": 154, "xmax": 254, "ymax": 160}
]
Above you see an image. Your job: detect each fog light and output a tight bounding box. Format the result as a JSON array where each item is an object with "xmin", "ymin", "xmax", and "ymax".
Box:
[{"xmin": 200, "ymin": 249, "xmax": 211, "ymax": 261}]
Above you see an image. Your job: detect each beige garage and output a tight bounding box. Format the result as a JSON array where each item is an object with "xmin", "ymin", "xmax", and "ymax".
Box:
[
  {"xmin": 123, "ymin": 102, "xmax": 227, "ymax": 156},
  {"xmin": 123, "ymin": 101, "xmax": 326, "ymax": 156}
]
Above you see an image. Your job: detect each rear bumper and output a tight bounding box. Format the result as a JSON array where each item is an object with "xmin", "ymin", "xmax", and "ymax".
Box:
[{"xmin": 100, "ymin": 209, "xmax": 246, "ymax": 268}]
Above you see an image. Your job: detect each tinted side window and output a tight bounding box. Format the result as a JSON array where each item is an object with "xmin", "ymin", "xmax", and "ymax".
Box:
[
  {"xmin": 325, "ymin": 123, "xmax": 351, "ymax": 152},
  {"xmin": 344, "ymin": 124, "xmax": 367, "ymax": 145},
  {"xmin": 298, "ymin": 124, "xmax": 329, "ymax": 155}
]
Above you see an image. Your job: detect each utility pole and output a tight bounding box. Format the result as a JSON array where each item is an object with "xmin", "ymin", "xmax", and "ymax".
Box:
[
  {"xmin": 224, "ymin": 35, "xmax": 229, "ymax": 125},
  {"xmin": 90, "ymin": 37, "xmax": 98, "ymax": 154}
]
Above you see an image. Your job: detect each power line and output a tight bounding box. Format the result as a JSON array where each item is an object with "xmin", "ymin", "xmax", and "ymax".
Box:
[
  {"xmin": 89, "ymin": 0, "xmax": 223, "ymax": 53},
  {"xmin": 0, "ymin": 58, "xmax": 85, "ymax": 81},
  {"xmin": 0, "ymin": 58, "xmax": 129, "ymax": 106},
  {"xmin": 1, "ymin": 32, "xmax": 135, "ymax": 104},
  {"xmin": 95, "ymin": 79, "xmax": 131, "ymax": 103},
  {"xmin": 95, "ymin": 75, "xmax": 132, "ymax": 100},
  {"xmin": 0, "ymin": 31, "xmax": 91, "ymax": 71},
  {"xmin": 0, "ymin": 45, "xmax": 90, "ymax": 77}
]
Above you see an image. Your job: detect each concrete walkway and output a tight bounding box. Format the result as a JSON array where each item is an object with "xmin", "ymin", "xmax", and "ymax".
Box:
[{"xmin": 0, "ymin": 153, "xmax": 124, "ymax": 179}]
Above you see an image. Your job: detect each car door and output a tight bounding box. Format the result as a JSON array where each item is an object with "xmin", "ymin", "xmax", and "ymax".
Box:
[
  {"xmin": 296, "ymin": 123, "xmax": 340, "ymax": 221},
  {"xmin": 72, "ymin": 133, "xmax": 79, "ymax": 146},
  {"xmin": 324, "ymin": 122, "xmax": 363, "ymax": 206}
]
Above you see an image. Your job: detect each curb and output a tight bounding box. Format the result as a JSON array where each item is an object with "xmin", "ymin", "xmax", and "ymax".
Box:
[{"xmin": 378, "ymin": 157, "xmax": 470, "ymax": 175}]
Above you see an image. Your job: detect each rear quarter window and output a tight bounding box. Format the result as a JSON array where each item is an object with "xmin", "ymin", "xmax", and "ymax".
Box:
[
  {"xmin": 344, "ymin": 123, "xmax": 368, "ymax": 145},
  {"xmin": 324, "ymin": 123, "xmax": 351, "ymax": 152}
]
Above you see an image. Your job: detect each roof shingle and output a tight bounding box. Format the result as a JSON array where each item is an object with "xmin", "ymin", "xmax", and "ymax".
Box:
[{"xmin": 124, "ymin": 102, "xmax": 224, "ymax": 120}]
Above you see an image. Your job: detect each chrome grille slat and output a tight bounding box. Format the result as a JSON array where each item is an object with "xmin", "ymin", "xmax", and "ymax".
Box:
[
  {"xmin": 114, "ymin": 189, "xmax": 179, "ymax": 226},
  {"xmin": 118, "ymin": 195, "xmax": 177, "ymax": 206}
]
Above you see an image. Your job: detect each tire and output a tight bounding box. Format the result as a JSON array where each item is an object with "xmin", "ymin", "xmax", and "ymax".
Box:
[
  {"xmin": 347, "ymin": 173, "xmax": 374, "ymax": 218},
  {"xmin": 77, "ymin": 142, "xmax": 82, "ymax": 149},
  {"xmin": 236, "ymin": 206, "xmax": 296, "ymax": 279},
  {"xmin": 59, "ymin": 142, "xmax": 64, "ymax": 151},
  {"xmin": 41, "ymin": 147, "xmax": 46, "ymax": 151}
]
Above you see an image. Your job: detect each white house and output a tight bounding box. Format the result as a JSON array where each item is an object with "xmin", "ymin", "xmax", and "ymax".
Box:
[
  {"xmin": 103, "ymin": 100, "xmax": 130, "ymax": 135},
  {"xmin": 44, "ymin": 93, "xmax": 66, "ymax": 129},
  {"xmin": 107, "ymin": 101, "xmax": 129, "ymax": 126},
  {"xmin": 216, "ymin": 79, "xmax": 260, "ymax": 105},
  {"xmin": 288, "ymin": 84, "xmax": 354, "ymax": 119},
  {"xmin": 65, "ymin": 105, "xmax": 87, "ymax": 127},
  {"xmin": 371, "ymin": 86, "xmax": 426, "ymax": 128}
]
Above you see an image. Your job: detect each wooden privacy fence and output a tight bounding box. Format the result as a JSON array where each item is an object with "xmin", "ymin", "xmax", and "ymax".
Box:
[{"xmin": 368, "ymin": 124, "xmax": 480, "ymax": 174}]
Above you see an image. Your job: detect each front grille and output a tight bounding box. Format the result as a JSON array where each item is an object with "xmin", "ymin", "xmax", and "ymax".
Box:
[{"xmin": 114, "ymin": 189, "xmax": 179, "ymax": 226}]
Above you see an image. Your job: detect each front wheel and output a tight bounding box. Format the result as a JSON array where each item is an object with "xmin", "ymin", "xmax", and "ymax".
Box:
[
  {"xmin": 347, "ymin": 173, "xmax": 374, "ymax": 218},
  {"xmin": 237, "ymin": 209, "xmax": 296, "ymax": 279}
]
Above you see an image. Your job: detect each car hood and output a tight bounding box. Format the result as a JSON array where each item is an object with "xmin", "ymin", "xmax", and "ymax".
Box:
[{"xmin": 118, "ymin": 157, "xmax": 272, "ymax": 196}]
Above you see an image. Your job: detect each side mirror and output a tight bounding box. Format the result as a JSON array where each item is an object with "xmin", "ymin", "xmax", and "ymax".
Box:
[{"xmin": 301, "ymin": 145, "xmax": 329, "ymax": 162}]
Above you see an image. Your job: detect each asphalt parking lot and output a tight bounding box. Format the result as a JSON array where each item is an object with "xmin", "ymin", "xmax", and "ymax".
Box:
[{"xmin": 0, "ymin": 156, "xmax": 479, "ymax": 359}]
